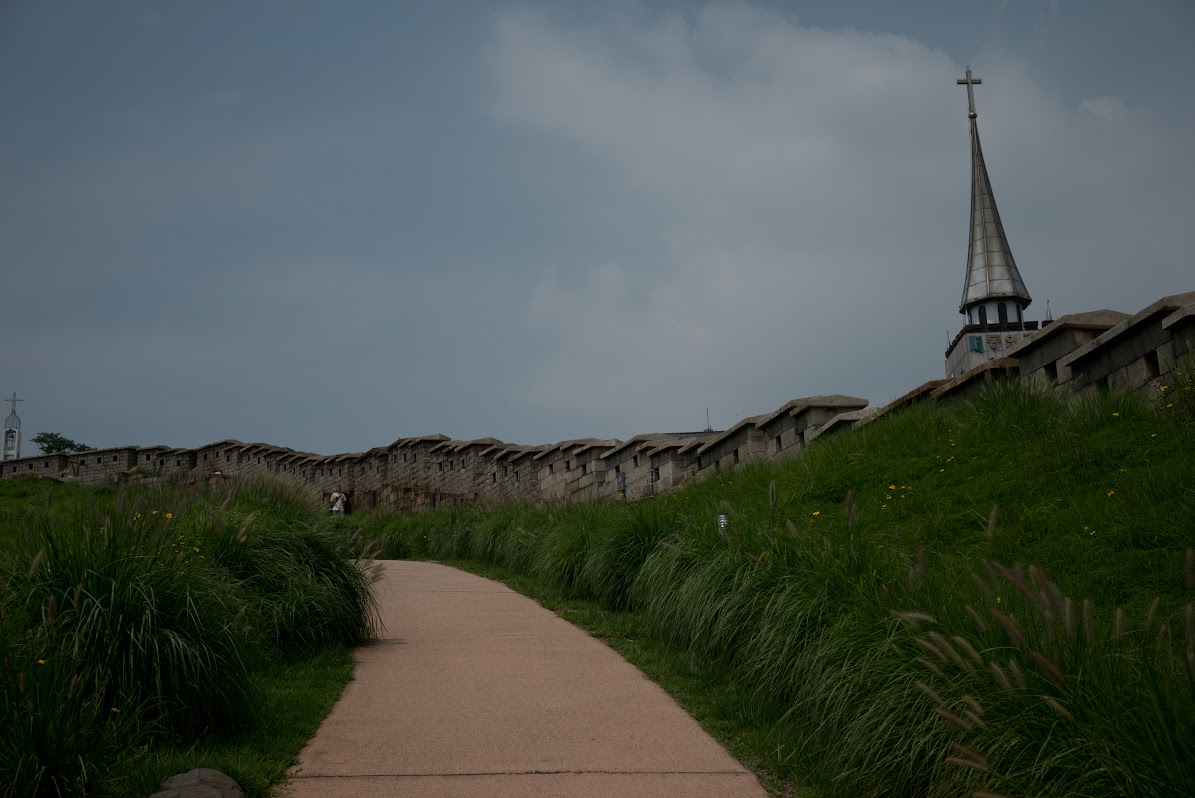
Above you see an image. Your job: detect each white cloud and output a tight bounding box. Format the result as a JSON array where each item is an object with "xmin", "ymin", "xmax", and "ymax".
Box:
[
  {"xmin": 493, "ymin": 6, "xmax": 958, "ymax": 424},
  {"xmin": 1078, "ymin": 95, "xmax": 1127, "ymax": 123},
  {"xmin": 492, "ymin": 5, "xmax": 955, "ymax": 218},
  {"xmin": 489, "ymin": 3, "xmax": 1194, "ymax": 435}
]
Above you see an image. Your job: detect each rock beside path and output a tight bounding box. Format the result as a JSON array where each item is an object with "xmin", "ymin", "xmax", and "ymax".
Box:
[{"xmin": 148, "ymin": 768, "xmax": 244, "ymax": 798}]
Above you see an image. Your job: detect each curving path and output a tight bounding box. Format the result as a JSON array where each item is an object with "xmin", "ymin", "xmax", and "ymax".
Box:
[{"xmin": 285, "ymin": 560, "xmax": 769, "ymax": 798}]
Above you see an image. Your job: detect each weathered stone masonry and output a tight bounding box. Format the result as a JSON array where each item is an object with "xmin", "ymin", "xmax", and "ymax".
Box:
[{"xmin": 4, "ymin": 292, "xmax": 1192, "ymax": 510}]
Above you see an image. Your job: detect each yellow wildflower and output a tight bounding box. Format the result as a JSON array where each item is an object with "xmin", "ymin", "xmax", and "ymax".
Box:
[
  {"xmin": 1112, "ymin": 412, "xmax": 1120, "ymax": 417},
  {"xmin": 1107, "ymin": 490, "xmax": 1114, "ymax": 497},
  {"xmin": 37, "ymin": 659, "xmax": 46, "ymax": 665},
  {"xmin": 165, "ymin": 513, "xmax": 173, "ymax": 520},
  {"xmin": 811, "ymin": 511, "xmax": 820, "ymax": 517}
]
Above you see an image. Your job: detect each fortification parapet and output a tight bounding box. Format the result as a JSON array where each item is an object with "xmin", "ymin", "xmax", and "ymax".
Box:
[{"xmin": 5, "ymin": 292, "xmax": 1191, "ymax": 509}]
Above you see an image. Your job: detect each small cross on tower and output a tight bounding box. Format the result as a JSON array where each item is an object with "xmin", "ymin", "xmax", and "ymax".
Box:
[{"xmin": 957, "ymin": 66, "xmax": 982, "ymax": 119}]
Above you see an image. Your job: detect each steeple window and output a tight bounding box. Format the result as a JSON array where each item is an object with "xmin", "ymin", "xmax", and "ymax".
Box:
[
  {"xmin": 978, "ymin": 306, "xmax": 988, "ymax": 326},
  {"xmin": 998, "ymin": 303, "xmax": 1008, "ymax": 324}
]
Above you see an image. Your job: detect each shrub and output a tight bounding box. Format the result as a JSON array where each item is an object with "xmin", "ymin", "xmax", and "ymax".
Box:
[
  {"xmin": 0, "ymin": 477, "xmax": 381, "ymax": 796},
  {"xmin": 198, "ymin": 511, "xmax": 380, "ymax": 649},
  {"xmin": 1, "ymin": 494, "xmax": 251, "ymax": 795}
]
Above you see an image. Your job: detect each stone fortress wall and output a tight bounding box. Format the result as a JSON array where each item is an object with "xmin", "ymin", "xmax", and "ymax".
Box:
[{"xmin": 5, "ymin": 291, "xmax": 1193, "ymax": 512}]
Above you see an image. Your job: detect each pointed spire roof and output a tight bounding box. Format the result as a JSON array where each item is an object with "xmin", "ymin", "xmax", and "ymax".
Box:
[
  {"xmin": 4, "ymin": 393, "xmax": 21, "ymax": 428},
  {"xmin": 957, "ymin": 68, "xmax": 1031, "ymax": 314}
]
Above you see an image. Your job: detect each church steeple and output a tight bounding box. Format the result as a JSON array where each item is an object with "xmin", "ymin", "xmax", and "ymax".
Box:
[
  {"xmin": 957, "ymin": 67, "xmax": 1032, "ymax": 318},
  {"xmin": 945, "ymin": 68, "xmax": 1040, "ymax": 379},
  {"xmin": 2, "ymin": 393, "xmax": 22, "ymax": 461}
]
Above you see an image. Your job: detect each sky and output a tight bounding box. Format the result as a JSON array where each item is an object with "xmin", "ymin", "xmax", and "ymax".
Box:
[{"xmin": 2, "ymin": 1, "xmax": 1193, "ymax": 456}]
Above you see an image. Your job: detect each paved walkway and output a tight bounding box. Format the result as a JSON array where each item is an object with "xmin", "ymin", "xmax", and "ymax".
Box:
[{"xmin": 286, "ymin": 560, "xmax": 769, "ymax": 797}]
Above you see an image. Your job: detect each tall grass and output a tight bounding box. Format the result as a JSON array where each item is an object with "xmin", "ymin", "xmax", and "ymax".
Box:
[
  {"xmin": 357, "ymin": 380, "xmax": 1195, "ymax": 797},
  {"xmin": 0, "ymin": 476, "xmax": 379, "ymax": 797},
  {"xmin": 890, "ymin": 559, "xmax": 1195, "ymax": 797},
  {"xmin": 177, "ymin": 475, "xmax": 380, "ymax": 650}
]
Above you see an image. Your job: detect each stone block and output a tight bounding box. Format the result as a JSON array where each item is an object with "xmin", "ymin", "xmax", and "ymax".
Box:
[{"xmin": 148, "ymin": 768, "xmax": 244, "ymax": 798}]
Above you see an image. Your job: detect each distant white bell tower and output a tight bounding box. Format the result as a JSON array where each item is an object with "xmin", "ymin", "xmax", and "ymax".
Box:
[
  {"xmin": 945, "ymin": 68, "xmax": 1038, "ymax": 378},
  {"xmin": 3, "ymin": 393, "xmax": 22, "ymax": 461}
]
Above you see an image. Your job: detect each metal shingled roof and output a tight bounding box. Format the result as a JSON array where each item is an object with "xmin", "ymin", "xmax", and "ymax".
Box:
[{"xmin": 960, "ymin": 116, "xmax": 1032, "ymax": 312}]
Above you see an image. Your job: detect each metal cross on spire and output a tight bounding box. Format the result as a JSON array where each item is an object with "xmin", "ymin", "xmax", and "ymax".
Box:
[
  {"xmin": 957, "ymin": 66, "xmax": 982, "ymax": 119},
  {"xmin": 5, "ymin": 393, "xmax": 21, "ymax": 416}
]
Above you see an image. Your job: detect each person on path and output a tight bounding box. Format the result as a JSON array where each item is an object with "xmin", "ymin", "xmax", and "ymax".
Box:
[{"xmin": 330, "ymin": 488, "xmax": 347, "ymax": 515}]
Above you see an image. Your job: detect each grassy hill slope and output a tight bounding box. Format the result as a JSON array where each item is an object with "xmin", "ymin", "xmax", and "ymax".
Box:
[{"xmin": 354, "ymin": 381, "xmax": 1195, "ymax": 798}]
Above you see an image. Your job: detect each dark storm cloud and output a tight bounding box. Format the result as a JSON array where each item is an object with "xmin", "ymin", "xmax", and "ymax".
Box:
[{"xmin": 2, "ymin": 1, "xmax": 1191, "ymax": 453}]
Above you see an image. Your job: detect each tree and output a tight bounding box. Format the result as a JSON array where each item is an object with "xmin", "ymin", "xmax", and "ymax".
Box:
[{"xmin": 31, "ymin": 432, "xmax": 92, "ymax": 454}]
